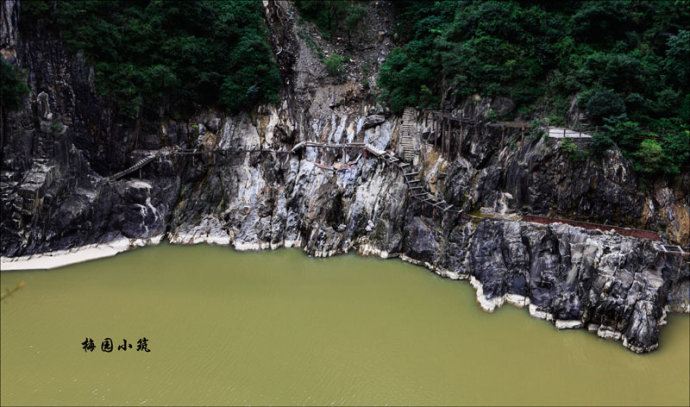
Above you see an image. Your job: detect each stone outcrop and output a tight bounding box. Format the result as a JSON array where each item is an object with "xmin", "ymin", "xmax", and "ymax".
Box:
[{"xmin": 0, "ymin": 0, "xmax": 687, "ymax": 353}]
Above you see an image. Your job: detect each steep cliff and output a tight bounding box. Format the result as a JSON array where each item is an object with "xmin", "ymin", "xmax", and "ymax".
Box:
[{"xmin": 1, "ymin": 0, "xmax": 687, "ymax": 353}]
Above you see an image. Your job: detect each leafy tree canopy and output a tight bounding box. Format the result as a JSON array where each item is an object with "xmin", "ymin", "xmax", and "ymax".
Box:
[
  {"xmin": 0, "ymin": 60, "xmax": 29, "ymax": 112},
  {"xmin": 294, "ymin": 0, "xmax": 366, "ymax": 42},
  {"xmin": 22, "ymin": 0, "xmax": 281, "ymax": 119},
  {"xmin": 377, "ymin": 0, "xmax": 690, "ymax": 178}
]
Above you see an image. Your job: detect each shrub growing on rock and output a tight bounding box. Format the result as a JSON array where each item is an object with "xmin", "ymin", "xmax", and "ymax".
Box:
[
  {"xmin": 325, "ymin": 54, "xmax": 346, "ymax": 80},
  {"xmin": 584, "ymin": 89, "xmax": 626, "ymax": 124},
  {"xmin": 561, "ymin": 138, "xmax": 586, "ymax": 162},
  {"xmin": 0, "ymin": 60, "xmax": 29, "ymax": 112},
  {"xmin": 634, "ymin": 139, "xmax": 665, "ymax": 175}
]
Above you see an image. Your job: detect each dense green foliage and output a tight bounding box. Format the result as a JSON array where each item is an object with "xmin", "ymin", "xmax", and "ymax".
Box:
[
  {"xmin": 378, "ymin": 0, "xmax": 690, "ymax": 177},
  {"xmin": 22, "ymin": 0, "xmax": 280, "ymax": 118},
  {"xmin": 294, "ymin": 0, "xmax": 366, "ymax": 43},
  {"xmin": 0, "ymin": 60, "xmax": 29, "ymax": 112}
]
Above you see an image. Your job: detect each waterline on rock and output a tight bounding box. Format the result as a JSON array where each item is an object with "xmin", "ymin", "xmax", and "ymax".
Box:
[{"xmin": 3, "ymin": 238, "xmax": 685, "ymax": 355}]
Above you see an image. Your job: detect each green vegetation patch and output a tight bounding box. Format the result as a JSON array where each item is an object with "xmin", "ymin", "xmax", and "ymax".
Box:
[
  {"xmin": 0, "ymin": 59, "xmax": 29, "ymax": 112},
  {"xmin": 377, "ymin": 0, "xmax": 690, "ymax": 179},
  {"xmin": 22, "ymin": 0, "xmax": 280, "ymax": 118},
  {"xmin": 324, "ymin": 54, "xmax": 346, "ymax": 80},
  {"xmin": 294, "ymin": 0, "xmax": 366, "ymax": 44}
]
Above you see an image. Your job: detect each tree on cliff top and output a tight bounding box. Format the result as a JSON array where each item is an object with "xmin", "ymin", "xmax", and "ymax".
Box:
[
  {"xmin": 22, "ymin": 0, "xmax": 281, "ymax": 119},
  {"xmin": 377, "ymin": 0, "xmax": 690, "ymax": 179},
  {"xmin": 1, "ymin": 60, "xmax": 29, "ymax": 112},
  {"xmin": 295, "ymin": 0, "xmax": 366, "ymax": 45}
]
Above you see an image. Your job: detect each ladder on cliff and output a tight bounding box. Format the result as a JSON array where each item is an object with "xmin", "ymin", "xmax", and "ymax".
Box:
[
  {"xmin": 387, "ymin": 151, "xmax": 453, "ymax": 212},
  {"xmin": 108, "ymin": 153, "xmax": 160, "ymax": 181},
  {"xmin": 290, "ymin": 140, "xmax": 455, "ymax": 213},
  {"xmin": 107, "ymin": 146, "xmax": 205, "ymax": 181},
  {"xmin": 399, "ymin": 108, "xmax": 418, "ymax": 162}
]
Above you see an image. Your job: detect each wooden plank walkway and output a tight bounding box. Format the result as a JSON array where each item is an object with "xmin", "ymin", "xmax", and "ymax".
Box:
[
  {"xmin": 108, "ymin": 142, "xmax": 678, "ymax": 253},
  {"xmin": 108, "ymin": 141, "xmax": 451, "ymax": 212},
  {"xmin": 547, "ymin": 127, "xmax": 592, "ymax": 139},
  {"xmin": 422, "ymin": 109, "xmax": 479, "ymax": 126},
  {"xmin": 653, "ymin": 242, "xmax": 688, "ymax": 256},
  {"xmin": 522, "ymin": 214, "xmax": 660, "ymax": 241}
]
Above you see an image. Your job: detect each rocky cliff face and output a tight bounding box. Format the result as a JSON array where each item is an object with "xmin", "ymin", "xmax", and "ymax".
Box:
[{"xmin": 1, "ymin": 0, "xmax": 687, "ymax": 353}]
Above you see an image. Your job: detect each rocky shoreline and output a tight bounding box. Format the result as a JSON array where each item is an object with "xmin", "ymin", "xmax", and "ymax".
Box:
[
  {"xmin": 2, "ymin": 226, "xmax": 685, "ymax": 355},
  {"xmin": 0, "ymin": 235, "xmax": 163, "ymax": 271}
]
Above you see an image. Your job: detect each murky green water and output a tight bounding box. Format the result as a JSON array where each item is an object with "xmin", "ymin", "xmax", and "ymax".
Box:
[{"xmin": 1, "ymin": 244, "xmax": 688, "ymax": 406}]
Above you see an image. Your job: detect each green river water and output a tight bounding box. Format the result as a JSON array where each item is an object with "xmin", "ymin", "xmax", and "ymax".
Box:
[{"xmin": 1, "ymin": 244, "xmax": 688, "ymax": 406}]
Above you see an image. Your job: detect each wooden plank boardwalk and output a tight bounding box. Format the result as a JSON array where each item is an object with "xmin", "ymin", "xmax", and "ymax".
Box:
[
  {"xmin": 521, "ymin": 214, "xmax": 661, "ymax": 241},
  {"xmin": 108, "ymin": 142, "xmax": 681, "ymax": 254},
  {"xmin": 547, "ymin": 127, "xmax": 592, "ymax": 139}
]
